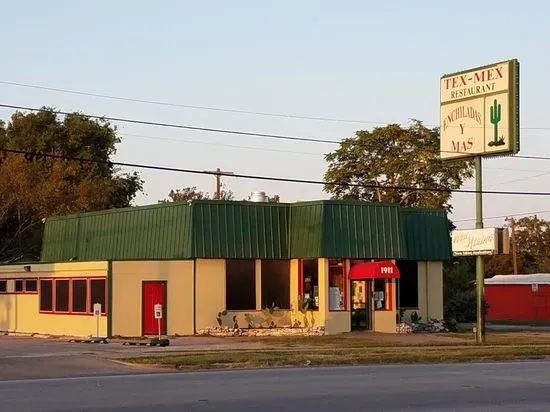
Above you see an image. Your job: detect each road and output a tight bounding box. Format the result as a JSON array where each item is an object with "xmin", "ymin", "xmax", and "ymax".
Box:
[{"xmin": 2, "ymin": 362, "xmax": 550, "ymax": 411}]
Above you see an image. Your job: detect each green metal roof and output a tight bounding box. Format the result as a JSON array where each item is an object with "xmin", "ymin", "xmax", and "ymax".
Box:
[
  {"xmin": 40, "ymin": 200, "xmax": 451, "ymax": 262},
  {"xmin": 400, "ymin": 208, "xmax": 452, "ymax": 261}
]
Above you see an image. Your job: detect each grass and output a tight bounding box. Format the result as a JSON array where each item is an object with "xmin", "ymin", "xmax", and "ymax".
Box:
[
  {"xmin": 228, "ymin": 332, "xmax": 550, "ymax": 348},
  {"xmin": 126, "ymin": 345, "xmax": 550, "ymax": 370}
]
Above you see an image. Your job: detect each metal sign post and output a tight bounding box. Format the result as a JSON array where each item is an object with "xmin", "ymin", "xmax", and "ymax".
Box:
[
  {"xmin": 154, "ymin": 304, "xmax": 163, "ymax": 340},
  {"xmin": 93, "ymin": 303, "xmax": 102, "ymax": 338},
  {"xmin": 474, "ymin": 156, "xmax": 485, "ymax": 343},
  {"xmin": 440, "ymin": 59, "xmax": 519, "ymax": 344}
]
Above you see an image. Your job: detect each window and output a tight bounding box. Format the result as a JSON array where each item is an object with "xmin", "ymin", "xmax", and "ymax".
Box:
[
  {"xmin": 226, "ymin": 260, "xmax": 256, "ymax": 310},
  {"xmin": 328, "ymin": 259, "xmax": 346, "ymax": 311},
  {"xmin": 40, "ymin": 280, "xmax": 53, "ymax": 311},
  {"xmin": 25, "ymin": 280, "xmax": 38, "ymax": 292},
  {"xmin": 38, "ymin": 278, "xmax": 107, "ymax": 315},
  {"xmin": 55, "ymin": 280, "xmax": 70, "ymax": 312},
  {"xmin": 373, "ymin": 279, "xmax": 393, "ymax": 311},
  {"xmin": 301, "ymin": 259, "xmax": 319, "ymax": 309},
  {"xmin": 397, "ymin": 260, "xmax": 419, "ymax": 309},
  {"xmin": 72, "ymin": 280, "xmax": 87, "ymax": 313},
  {"xmin": 261, "ymin": 260, "xmax": 290, "ymax": 309},
  {"xmin": 9, "ymin": 279, "xmax": 39, "ymax": 294},
  {"xmin": 0, "ymin": 280, "xmax": 7, "ymax": 293},
  {"xmin": 90, "ymin": 279, "xmax": 106, "ymax": 314}
]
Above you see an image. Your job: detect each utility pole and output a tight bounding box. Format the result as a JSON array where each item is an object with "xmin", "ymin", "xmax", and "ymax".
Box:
[
  {"xmin": 203, "ymin": 168, "xmax": 234, "ymax": 200},
  {"xmin": 506, "ymin": 217, "xmax": 518, "ymax": 275}
]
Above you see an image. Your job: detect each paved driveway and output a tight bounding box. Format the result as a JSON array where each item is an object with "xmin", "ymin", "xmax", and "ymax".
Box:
[{"xmin": 0, "ymin": 335, "xmax": 263, "ymax": 380}]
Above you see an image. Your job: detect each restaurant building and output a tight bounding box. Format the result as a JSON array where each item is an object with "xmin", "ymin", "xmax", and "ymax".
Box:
[{"xmin": 0, "ymin": 199, "xmax": 451, "ymax": 337}]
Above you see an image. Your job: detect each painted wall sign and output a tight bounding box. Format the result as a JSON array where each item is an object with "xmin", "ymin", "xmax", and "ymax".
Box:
[{"xmin": 440, "ymin": 59, "xmax": 519, "ymax": 160}]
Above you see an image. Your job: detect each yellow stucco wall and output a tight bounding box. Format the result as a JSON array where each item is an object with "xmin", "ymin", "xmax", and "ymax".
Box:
[
  {"xmin": 414, "ymin": 261, "xmax": 444, "ymax": 322},
  {"xmin": 195, "ymin": 259, "xmax": 225, "ymax": 331},
  {"xmin": 372, "ymin": 279, "xmax": 397, "ymax": 333},
  {"xmin": 111, "ymin": 260, "xmax": 194, "ymax": 337},
  {"xmin": 0, "ymin": 262, "xmax": 108, "ymax": 337}
]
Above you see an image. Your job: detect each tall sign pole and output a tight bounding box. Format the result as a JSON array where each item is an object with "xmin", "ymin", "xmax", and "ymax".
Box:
[
  {"xmin": 440, "ymin": 59, "xmax": 520, "ymax": 344},
  {"xmin": 474, "ymin": 155, "xmax": 485, "ymax": 342}
]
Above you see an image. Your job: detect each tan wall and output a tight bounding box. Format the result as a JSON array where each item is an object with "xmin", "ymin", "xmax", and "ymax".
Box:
[
  {"xmin": 0, "ymin": 262, "xmax": 108, "ymax": 337},
  {"xmin": 325, "ymin": 312, "xmax": 350, "ymax": 334},
  {"xmin": 112, "ymin": 260, "xmax": 194, "ymax": 337},
  {"xmin": 194, "ymin": 259, "xmax": 225, "ymax": 331},
  {"xmin": 372, "ymin": 279, "xmax": 397, "ymax": 333},
  {"xmin": 414, "ymin": 261, "xmax": 444, "ymax": 322}
]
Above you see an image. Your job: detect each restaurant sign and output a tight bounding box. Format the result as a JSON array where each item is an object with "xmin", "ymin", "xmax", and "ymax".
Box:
[
  {"xmin": 440, "ymin": 59, "xmax": 519, "ymax": 160},
  {"xmin": 452, "ymin": 228, "xmax": 509, "ymax": 256}
]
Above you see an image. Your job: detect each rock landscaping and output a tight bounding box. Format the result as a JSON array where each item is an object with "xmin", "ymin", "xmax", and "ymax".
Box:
[{"xmin": 197, "ymin": 326, "xmax": 325, "ymax": 337}]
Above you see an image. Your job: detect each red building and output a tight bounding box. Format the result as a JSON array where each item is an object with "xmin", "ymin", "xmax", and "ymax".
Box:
[{"xmin": 485, "ymin": 274, "xmax": 550, "ymax": 322}]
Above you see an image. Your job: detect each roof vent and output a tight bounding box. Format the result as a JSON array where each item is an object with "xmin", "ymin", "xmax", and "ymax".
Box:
[{"xmin": 249, "ymin": 191, "xmax": 267, "ymax": 202}]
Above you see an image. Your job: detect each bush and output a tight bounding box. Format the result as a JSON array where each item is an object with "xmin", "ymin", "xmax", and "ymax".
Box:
[{"xmin": 444, "ymin": 290, "xmax": 489, "ymax": 326}]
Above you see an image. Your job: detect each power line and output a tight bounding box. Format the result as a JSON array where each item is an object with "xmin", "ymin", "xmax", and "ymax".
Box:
[
  {"xmin": 1, "ymin": 103, "xmax": 550, "ymax": 160},
  {"xmin": 454, "ymin": 209, "xmax": 550, "ymax": 223},
  {"xmin": 2, "ymin": 80, "xmax": 549, "ymax": 131},
  {"xmin": 0, "ymin": 80, "xmax": 406, "ymax": 126},
  {"xmin": 4, "ymin": 147, "xmax": 550, "ymax": 197}
]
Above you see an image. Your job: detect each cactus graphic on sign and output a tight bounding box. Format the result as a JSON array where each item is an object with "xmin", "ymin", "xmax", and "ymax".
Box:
[{"xmin": 488, "ymin": 99, "xmax": 505, "ymax": 147}]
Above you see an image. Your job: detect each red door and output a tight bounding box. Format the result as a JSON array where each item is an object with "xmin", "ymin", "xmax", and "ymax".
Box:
[{"xmin": 142, "ymin": 281, "xmax": 167, "ymax": 335}]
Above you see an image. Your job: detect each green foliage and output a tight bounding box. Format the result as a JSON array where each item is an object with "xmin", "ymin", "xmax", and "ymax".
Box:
[
  {"xmin": 244, "ymin": 313, "xmax": 254, "ymax": 329},
  {"xmin": 444, "ymin": 290, "xmax": 489, "ymax": 325},
  {"xmin": 294, "ymin": 295, "xmax": 315, "ymax": 328},
  {"xmin": 0, "ymin": 108, "xmax": 142, "ymax": 262},
  {"xmin": 216, "ymin": 310, "xmax": 228, "ymax": 327},
  {"xmin": 410, "ymin": 311, "xmax": 422, "ymax": 323},
  {"xmin": 323, "ymin": 120, "xmax": 473, "ymax": 212},
  {"xmin": 443, "ymin": 257, "xmax": 476, "ymax": 302},
  {"xmin": 159, "ymin": 185, "xmax": 234, "ymax": 203},
  {"xmin": 261, "ymin": 302, "xmax": 280, "ymax": 328}
]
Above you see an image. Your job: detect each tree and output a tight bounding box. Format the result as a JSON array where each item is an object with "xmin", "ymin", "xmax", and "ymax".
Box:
[
  {"xmin": 160, "ymin": 186, "xmax": 281, "ymax": 203},
  {"xmin": 323, "ymin": 120, "xmax": 473, "ymax": 212},
  {"xmin": 0, "ymin": 108, "xmax": 143, "ymax": 262},
  {"xmin": 159, "ymin": 184, "xmax": 234, "ymax": 203},
  {"xmin": 484, "ymin": 216, "xmax": 550, "ymax": 275}
]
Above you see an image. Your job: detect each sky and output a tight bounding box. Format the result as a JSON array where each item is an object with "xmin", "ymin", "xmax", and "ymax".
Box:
[{"xmin": 1, "ymin": 0, "xmax": 549, "ymax": 229}]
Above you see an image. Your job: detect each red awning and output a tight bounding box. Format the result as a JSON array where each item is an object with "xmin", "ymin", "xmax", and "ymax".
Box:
[{"xmin": 349, "ymin": 260, "xmax": 400, "ymax": 280}]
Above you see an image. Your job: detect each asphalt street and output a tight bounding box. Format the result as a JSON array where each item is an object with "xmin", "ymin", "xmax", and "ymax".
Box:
[{"xmin": 2, "ymin": 361, "xmax": 550, "ymax": 411}]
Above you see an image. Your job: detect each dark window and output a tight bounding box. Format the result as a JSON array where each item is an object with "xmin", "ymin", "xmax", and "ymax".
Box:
[
  {"xmin": 374, "ymin": 279, "xmax": 387, "ymax": 310},
  {"xmin": 72, "ymin": 280, "xmax": 87, "ymax": 313},
  {"xmin": 55, "ymin": 280, "xmax": 69, "ymax": 312},
  {"xmin": 0, "ymin": 280, "xmax": 6, "ymax": 293},
  {"xmin": 328, "ymin": 259, "xmax": 346, "ymax": 311},
  {"xmin": 302, "ymin": 259, "xmax": 319, "ymax": 309},
  {"xmin": 261, "ymin": 260, "xmax": 290, "ymax": 309},
  {"xmin": 40, "ymin": 280, "xmax": 53, "ymax": 311},
  {"xmin": 90, "ymin": 279, "xmax": 106, "ymax": 313},
  {"xmin": 397, "ymin": 260, "xmax": 419, "ymax": 308},
  {"xmin": 25, "ymin": 279, "xmax": 37, "ymax": 292},
  {"xmin": 15, "ymin": 280, "xmax": 24, "ymax": 292},
  {"xmin": 226, "ymin": 259, "xmax": 256, "ymax": 310}
]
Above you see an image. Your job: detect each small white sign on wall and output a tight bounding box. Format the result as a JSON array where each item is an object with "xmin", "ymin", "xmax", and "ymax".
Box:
[
  {"xmin": 93, "ymin": 303, "xmax": 102, "ymax": 317},
  {"xmin": 154, "ymin": 304, "xmax": 163, "ymax": 319}
]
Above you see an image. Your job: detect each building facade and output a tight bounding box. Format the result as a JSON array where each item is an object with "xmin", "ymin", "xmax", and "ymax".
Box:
[{"xmin": 0, "ymin": 200, "xmax": 451, "ymax": 337}]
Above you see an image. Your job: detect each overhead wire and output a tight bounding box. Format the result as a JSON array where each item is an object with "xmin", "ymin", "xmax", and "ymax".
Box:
[
  {"xmin": 0, "ymin": 103, "xmax": 549, "ymax": 160},
  {"xmin": 1, "ymin": 80, "xmax": 550, "ymax": 131},
  {"xmin": 3, "ymin": 147, "xmax": 550, "ymax": 197}
]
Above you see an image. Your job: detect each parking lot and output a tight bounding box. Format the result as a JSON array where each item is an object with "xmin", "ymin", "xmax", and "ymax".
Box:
[{"xmin": 0, "ymin": 335, "xmax": 264, "ymax": 381}]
